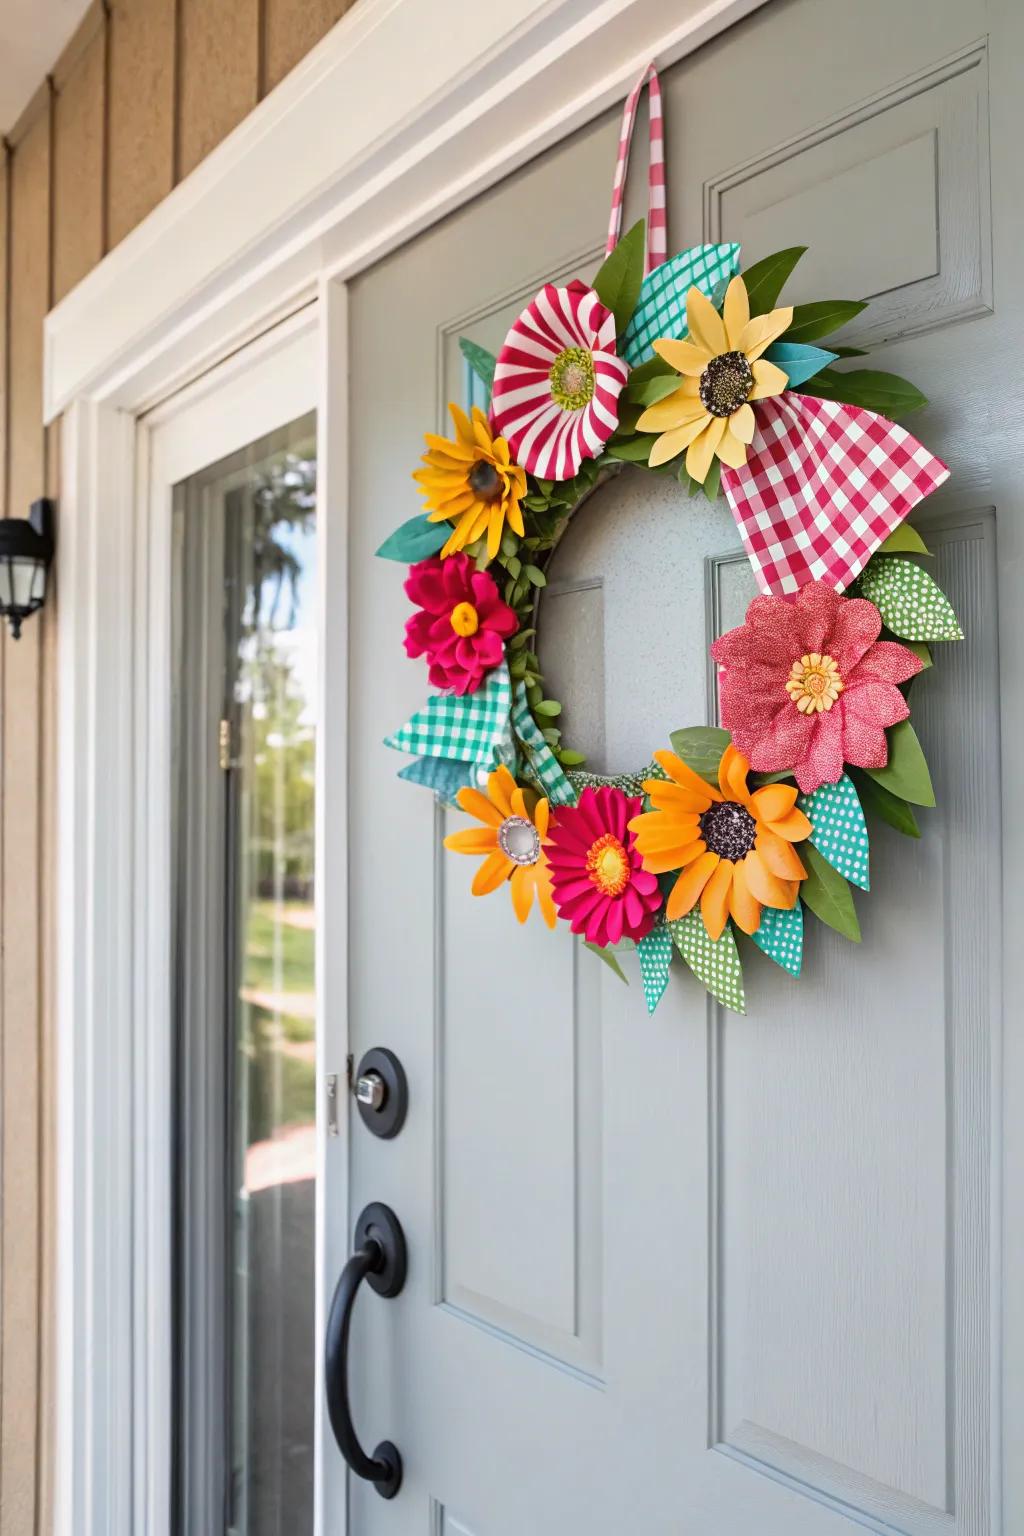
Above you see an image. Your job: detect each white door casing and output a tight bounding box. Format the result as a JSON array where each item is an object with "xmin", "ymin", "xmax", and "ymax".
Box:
[{"xmin": 49, "ymin": 1, "xmax": 1024, "ymax": 1534}]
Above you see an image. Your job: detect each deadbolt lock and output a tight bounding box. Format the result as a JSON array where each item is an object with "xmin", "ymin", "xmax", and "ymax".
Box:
[{"xmin": 353, "ymin": 1048, "xmax": 408, "ymax": 1139}]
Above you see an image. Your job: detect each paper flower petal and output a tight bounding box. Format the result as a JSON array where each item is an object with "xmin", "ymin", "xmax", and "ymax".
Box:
[
  {"xmin": 511, "ymin": 684, "xmax": 577, "ymax": 807},
  {"xmin": 752, "ymin": 901, "xmax": 803, "ymax": 976},
  {"xmin": 797, "ymin": 773, "xmax": 870, "ymax": 891},
  {"xmin": 621, "ymin": 244, "xmax": 741, "ymax": 368},
  {"xmin": 385, "ymin": 663, "xmax": 513, "ymax": 766},
  {"xmin": 721, "ymin": 394, "xmax": 950, "ymax": 597},
  {"xmin": 856, "ymin": 556, "xmax": 964, "ymax": 641},
  {"xmin": 667, "ymin": 911, "xmax": 746, "ymax": 1015},
  {"xmin": 637, "ymin": 926, "xmax": 673, "ymax": 1014}
]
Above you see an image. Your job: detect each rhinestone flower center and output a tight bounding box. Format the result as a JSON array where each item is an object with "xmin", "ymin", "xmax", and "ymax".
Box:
[
  {"xmin": 449, "ymin": 601, "xmax": 479, "ymax": 638},
  {"xmin": 498, "ymin": 815, "xmax": 541, "ymax": 866},
  {"xmin": 699, "ymin": 801, "xmax": 757, "ymax": 862},
  {"xmin": 585, "ymin": 831, "xmax": 630, "ymax": 896},
  {"xmin": 785, "ymin": 652, "xmax": 844, "ymax": 714},
  {"xmin": 468, "ymin": 459, "xmax": 503, "ymax": 502},
  {"xmin": 699, "ymin": 350, "xmax": 754, "ymax": 418},
  {"xmin": 549, "ymin": 346, "xmax": 596, "ymax": 411}
]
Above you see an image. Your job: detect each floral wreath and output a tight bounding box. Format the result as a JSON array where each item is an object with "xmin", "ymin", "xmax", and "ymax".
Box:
[{"xmin": 377, "ymin": 66, "xmax": 960, "ymax": 1016}]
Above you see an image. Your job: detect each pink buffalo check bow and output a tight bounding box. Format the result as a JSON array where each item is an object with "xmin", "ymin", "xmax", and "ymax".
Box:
[{"xmin": 721, "ymin": 393, "xmax": 950, "ymax": 597}]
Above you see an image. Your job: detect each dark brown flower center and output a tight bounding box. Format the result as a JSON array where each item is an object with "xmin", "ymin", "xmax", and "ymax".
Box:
[
  {"xmin": 699, "ymin": 800, "xmax": 756, "ymax": 861},
  {"xmin": 699, "ymin": 350, "xmax": 754, "ymax": 418},
  {"xmin": 469, "ymin": 460, "xmax": 503, "ymax": 501}
]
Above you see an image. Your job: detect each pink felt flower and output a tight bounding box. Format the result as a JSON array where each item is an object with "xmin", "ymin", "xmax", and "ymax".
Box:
[
  {"xmin": 404, "ymin": 553, "xmax": 518, "ymax": 696},
  {"xmin": 710, "ymin": 580, "xmax": 924, "ymax": 794},
  {"xmin": 490, "ymin": 279, "xmax": 628, "ymax": 481},
  {"xmin": 546, "ymin": 786, "xmax": 662, "ymax": 947}
]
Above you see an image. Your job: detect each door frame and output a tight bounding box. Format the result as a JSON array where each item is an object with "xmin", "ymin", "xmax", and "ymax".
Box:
[{"xmin": 48, "ymin": 1, "xmax": 1022, "ymax": 1534}]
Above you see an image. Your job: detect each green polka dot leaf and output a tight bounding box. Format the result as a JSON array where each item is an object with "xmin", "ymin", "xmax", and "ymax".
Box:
[
  {"xmin": 752, "ymin": 901, "xmax": 803, "ymax": 976},
  {"xmin": 798, "ymin": 774, "xmax": 870, "ymax": 891},
  {"xmin": 636, "ymin": 926, "xmax": 673, "ymax": 1014},
  {"xmin": 857, "ymin": 555, "xmax": 963, "ymax": 642},
  {"xmin": 668, "ymin": 912, "xmax": 746, "ymax": 1016}
]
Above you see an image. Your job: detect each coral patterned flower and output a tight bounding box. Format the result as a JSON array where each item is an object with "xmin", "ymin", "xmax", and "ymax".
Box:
[
  {"xmin": 545, "ymin": 786, "xmax": 661, "ymax": 947},
  {"xmin": 710, "ymin": 580, "xmax": 924, "ymax": 794},
  {"xmin": 637, "ymin": 275, "xmax": 792, "ymax": 482},
  {"xmin": 490, "ymin": 280, "xmax": 629, "ymax": 481},
  {"xmin": 413, "ymin": 403, "xmax": 527, "ymax": 561},
  {"xmin": 628, "ymin": 744, "xmax": 810, "ymax": 941},
  {"xmin": 444, "ymin": 765, "xmax": 556, "ymax": 928},
  {"xmin": 404, "ymin": 553, "xmax": 517, "ymax": 696}
]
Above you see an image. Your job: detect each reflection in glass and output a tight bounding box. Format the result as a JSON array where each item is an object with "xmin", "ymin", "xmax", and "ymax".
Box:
[{"xmin": 172, "ymin": 414, "xmax": 316, "ymax": 1536}]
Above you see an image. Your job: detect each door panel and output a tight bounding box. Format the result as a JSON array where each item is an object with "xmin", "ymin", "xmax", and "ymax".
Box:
[{"xmin": 345, "ymin": 1, "xmax": 1010, "ymax": 1530}]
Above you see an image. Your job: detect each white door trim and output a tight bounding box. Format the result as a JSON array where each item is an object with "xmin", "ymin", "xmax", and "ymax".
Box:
[{"xmin": 51, "ymin": 3, "xmax": 789, "ymax": 1533}]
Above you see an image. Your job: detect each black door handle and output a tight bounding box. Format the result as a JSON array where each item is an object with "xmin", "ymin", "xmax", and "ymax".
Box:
[{"xmin": 324, "ymin": 1202, "xmax": 406, "ymax": 1500}]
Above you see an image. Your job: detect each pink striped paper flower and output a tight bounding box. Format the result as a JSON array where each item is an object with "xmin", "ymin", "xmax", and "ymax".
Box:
[{"xmin": 490, "ymin": 280, "xmax": 628, "ymax": 481}]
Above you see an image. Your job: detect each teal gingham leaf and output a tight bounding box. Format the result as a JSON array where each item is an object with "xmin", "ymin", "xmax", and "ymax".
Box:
[
  {"xmin": 798, "ymin": 774, "xmax": 870, "ymax": 891},
  {"xmin": 398, "ymin": 754, "xmax": 480, "ymax": 805},
  {"xmin": 385, "ymin": 663, "xmax": 513, "ymax": 767},
  {"xmin": 512, "ymin": 684, "xmax": 577, "ymax": 806},
  {"xmin": 752, "ymin": 902, "xmax": 803, "ymax": 976},
  {"xmin": 620, "ymin": 244, "xmax": 742, "ymax": 369},
  {"xmin": 668, "ymin": 912, "xmax": 746, "ymax": 1015},
  {"xmin": 637, "ymin": 926, "xmax": 673, "ymax": 1014}
]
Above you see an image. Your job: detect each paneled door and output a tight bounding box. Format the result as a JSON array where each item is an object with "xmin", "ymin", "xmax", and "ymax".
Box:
[{"xmin": 341, "ymin": 0, "xmax": 1017, "ymax": 1532}]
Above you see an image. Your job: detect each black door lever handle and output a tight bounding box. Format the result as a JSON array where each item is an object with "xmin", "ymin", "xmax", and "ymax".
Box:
[{"xmin": 324, "ymin": 1203, "xmax": 406, "ymax": 1499}]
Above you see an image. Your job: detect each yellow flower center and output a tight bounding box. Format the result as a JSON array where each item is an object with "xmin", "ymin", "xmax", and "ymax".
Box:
[
  {"xmin": 450, "ymin": 601, "xmax": 479, "ymax": 638},
  {"xmin": 785, "ymin": 652, "xmax": 844, "ymax": 714},
  {"xmin": 585, "ymin": 831, "xmax": 630, "ymax": 897},
  {"xmin": 549, "ymin": 346, "xmax": 596, "ymax": 411}
]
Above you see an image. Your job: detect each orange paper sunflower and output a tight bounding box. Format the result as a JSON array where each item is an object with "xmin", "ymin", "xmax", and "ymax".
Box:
[
  {"xmin": 443, "ymin": 764, "xmax": 556, "ymax": 928},
  {"xmin": 414, "ymin": 403, "xmax": 527, "ymax": 562},
  {"xmin": 638, "ymin": 275, "xmax": 792, "ymax": 482},
  {"xmin": 627, "ymin": 744, "xmax": 811, "ymax": 940}
]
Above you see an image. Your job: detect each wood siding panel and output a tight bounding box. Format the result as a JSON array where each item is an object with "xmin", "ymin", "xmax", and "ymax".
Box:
[
  {"xmin": 52, "ymin": 11, "xmax": 106, "ymax": 303},
  {"xmin": 1, "ymin": 102, "xmax": 49, "ymax": 1536},
  {"xmin": 107, "ymin": 0, "xmax": 175, "ymax": 248},
  {"xmin": 178, "ymin": 0, "xmax": 260, "ymax": 178},
  {"xmin": 0, "ymin": 151, "xmax": 9, "ymax": 518},
  {"xmin": 263, "ymin": 0, "xmax": 355, "ymax": 92}
]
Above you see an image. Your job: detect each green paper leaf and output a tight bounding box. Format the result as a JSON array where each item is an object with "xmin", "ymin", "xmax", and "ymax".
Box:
[
  {"xmin": 624, "ymin": 354, "xmax": 677, "ymax": 386},
  {"xmin": 459, "ymin": 338, "xmax": 496, "ymax": 397},
  {"xmin": 533, "ymin": 699, "xmax": 561, "ymax": 717},
  {"xmin": 857, "ymin": 556, "xmax": 963, "ymax": 642},
  {"xmin": 902, "ymin": 639, "xmax": 933, "ymax": 669},
  {"xmin": 558, "ymin": 749, "xmax": 586, "ymax": 767},
  {"xmin": 668, "ymin": 912, "xmax": 746, "ymax": 1015},
  {"xmin": 829, "ymin": 345, "xmax": 869, "ymax": 358},
  {"xmin": 624, "ymin": 373, "xmax": 684, "ymax": 407},
  {"xmin": 741, "ymin": 246, "xmax": 807, "ymax": 315},
  {"xmin": 785, "ymin": 299, "xmax": 867, "ymax": 343},
  {"xmin": 668, "ymin": 725, "xmax": 729, "ymax": 783},
  {"xmin": 864, "ymin": 719, "xmax": 936, "ymax": 807},
  {"xmin": 700, "ymin": 457, "xmax": 722, "ymax": 501},
  {"xmin": 879, "ymin": 523, "xmax": 931, "ymax": 556},
  {"xmin": 375, "ymin": 513, "xmax": 449, "ymax": 562},
  {"xmin": 593, "ymin": 219, "xmax": 646, "ymax": 336},
  {"xmin": 523, "ymin": 564, "xmax": 547, "ymax": 587},
  {"xmin": 799, "ymin": 843, "xmax": 861, "ymax": 943},
  {"xmin": 798, "ymin": 367, "xmax": 927, "ymax": 416},
  {"xmin": 583, "ymin": 940, "xmax": 629, "ymax": 984},
  {"xmin": 606, "ymin": 434, "xmax": 659, "ymax": 463},
  {"xmin": 849, "ymin": 768, "xmax": 920, "ymax": 838}
]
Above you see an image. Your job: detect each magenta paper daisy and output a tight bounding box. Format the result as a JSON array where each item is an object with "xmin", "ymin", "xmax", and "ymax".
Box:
[
  {"xmin": 490, "ymin": 279, "xmax": 628, "ymax": 480},
  {"xmin": 546, "ymin": 786, "xmax": 661, "ymax": 947}
]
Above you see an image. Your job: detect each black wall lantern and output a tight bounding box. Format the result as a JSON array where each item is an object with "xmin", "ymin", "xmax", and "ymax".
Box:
[{"xmin": 0, "ymin": 498, "xmax": 54, "ymax": 639}]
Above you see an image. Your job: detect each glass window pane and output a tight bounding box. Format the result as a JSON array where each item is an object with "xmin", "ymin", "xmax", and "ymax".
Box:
[{"xmin": 172, "ymin": 412, "xmax": 317, "ymax": 1536}]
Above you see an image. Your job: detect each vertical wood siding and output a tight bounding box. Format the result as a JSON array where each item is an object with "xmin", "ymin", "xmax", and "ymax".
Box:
[{"xmin": 0, "ymin": 0, "xmax": 357, "ymax": 1529}]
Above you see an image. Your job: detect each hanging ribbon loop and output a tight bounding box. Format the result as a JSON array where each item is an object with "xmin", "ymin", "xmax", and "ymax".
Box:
[{"xmin": 605, "ymin": 63, "xmax": 667, "ymax": 276}]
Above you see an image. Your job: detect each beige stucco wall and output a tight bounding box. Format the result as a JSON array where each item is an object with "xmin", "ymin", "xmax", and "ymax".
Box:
[{"xmin": 0, "ymin": 1, "xmax": 356, "ymax": 1528}]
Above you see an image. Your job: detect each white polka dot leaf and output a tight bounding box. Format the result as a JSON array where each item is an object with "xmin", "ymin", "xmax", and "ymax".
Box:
[{"xmin": 856, "ymin": 555, "xmax": 963, "ymax": 642}]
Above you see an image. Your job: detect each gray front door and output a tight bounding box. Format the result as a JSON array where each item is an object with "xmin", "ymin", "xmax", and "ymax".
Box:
[{"xmin": 345, "ymin": 0, "xmax": 1018, "ymax": 1530}]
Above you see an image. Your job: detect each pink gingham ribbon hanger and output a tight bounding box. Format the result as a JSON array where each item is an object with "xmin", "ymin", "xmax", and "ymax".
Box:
[{"xmin": 605, "ymin": 63, "xmax": 667, "ymax": 276}]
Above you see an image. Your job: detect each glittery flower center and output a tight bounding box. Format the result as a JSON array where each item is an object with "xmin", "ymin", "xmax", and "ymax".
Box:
[
  {"xmin": 468, "ymin": 460, "xmax": 503, "ymax": 502},
  {"xmin": 549, "ymin": 346, "xmax": 596, "ymax": 411},
  {"xmin": 699, "ymin": 350, "xmax": 754, "ymax": 418},
  {"xmin": 585, "ymin": 831, "xmax": 630, "ymax": 896},
  {"xmin": 498, "ymin": 815, "xmax": 541, "ymax": 866},
  {"xmin": 450, "ymin": 601, "xmax": 479, "ymax": 638},
  {"xmin": 699, "ymin": 801, "xmax": 757, "ymax": 862},
  {"xmin": 785, "ymin": 652, "xmax": 844, "ymax": 714}
]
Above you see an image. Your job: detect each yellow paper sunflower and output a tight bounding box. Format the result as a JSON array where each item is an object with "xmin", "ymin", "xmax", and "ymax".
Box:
[
  {"xmin": 443, "ymin": 764, "xmax": 556, "ymax": 928},
  {"xmin": 638, "ymin": 276, "xmax": 793, "ymax": 482},
  {"xmin": 414, "ymin": 403, "xmax": 527, "ymax": 562}
]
